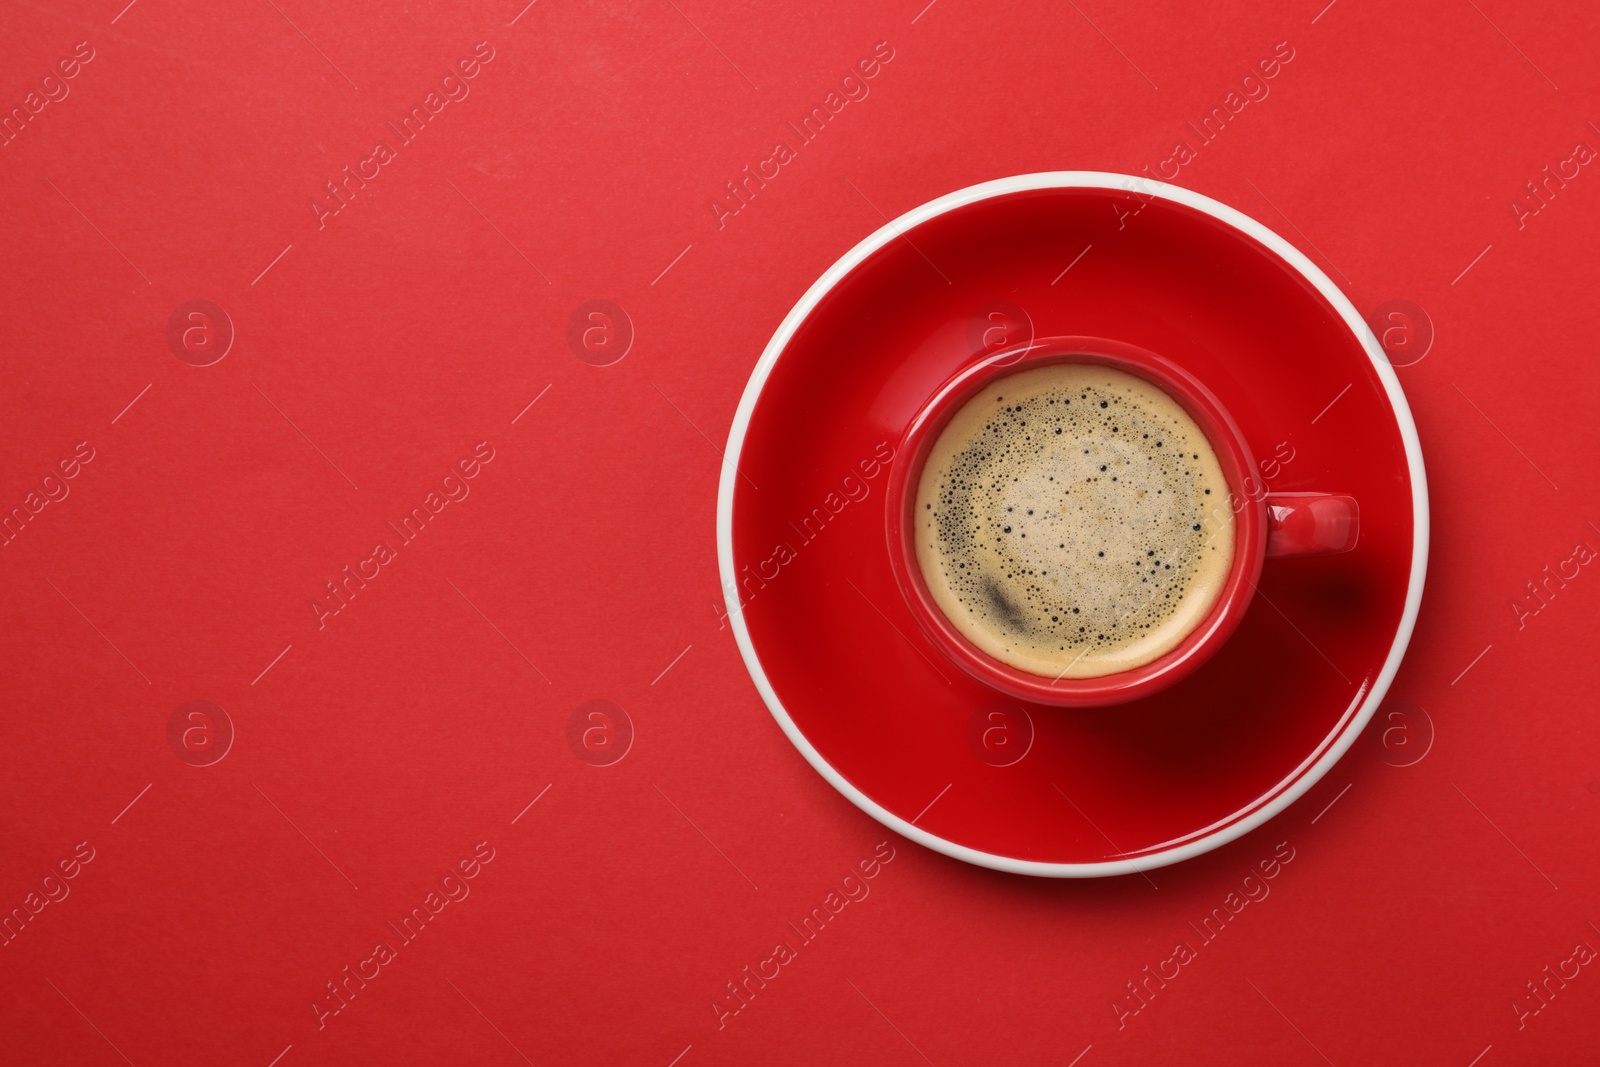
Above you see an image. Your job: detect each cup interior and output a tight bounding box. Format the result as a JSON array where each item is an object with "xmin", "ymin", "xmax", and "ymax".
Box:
[{"xmin": 884, "ymin": 335, "xmax": 1268, "ymax": 707}]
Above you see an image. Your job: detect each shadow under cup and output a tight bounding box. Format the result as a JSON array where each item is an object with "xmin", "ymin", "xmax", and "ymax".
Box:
[{"xmin": 884, "ymin": 335, "xmax": 1354, "ymax": 708}]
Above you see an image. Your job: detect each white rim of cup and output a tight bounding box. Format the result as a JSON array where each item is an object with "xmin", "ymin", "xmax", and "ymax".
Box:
[{"xmin": 716, "ymin": 171, "xmax": 1430, "ymax": 878}]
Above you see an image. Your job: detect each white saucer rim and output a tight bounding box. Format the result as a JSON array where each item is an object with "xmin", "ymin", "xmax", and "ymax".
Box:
[{"xmin": 716, "ymin": 171, "xmax": 1430, "ymax": 878}]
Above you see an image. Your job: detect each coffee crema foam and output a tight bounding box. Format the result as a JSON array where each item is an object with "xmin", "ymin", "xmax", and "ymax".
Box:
[{"xmin": 914, "ymin": 363, "xmax": 1235, "ymax": 678}]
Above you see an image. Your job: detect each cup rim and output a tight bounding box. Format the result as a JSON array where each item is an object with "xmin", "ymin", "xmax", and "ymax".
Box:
[
  {"xmin": 716, "ymin": 171, "xmax": 1430, "ymax": 877},
  {"xmin": 883, "ymin": 336, "xmax": 1268, "ymax": 706}
]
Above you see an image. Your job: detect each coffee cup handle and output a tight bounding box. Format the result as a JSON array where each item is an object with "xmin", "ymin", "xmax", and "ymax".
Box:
[{"xmin": 1264, "ymin": 493, "xmax": 1359, "ymax": 559}]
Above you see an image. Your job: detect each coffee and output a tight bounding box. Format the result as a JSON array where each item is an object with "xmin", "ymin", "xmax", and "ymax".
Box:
[{"xmin": 914, "ymin": 363, "xmax": 1234, "ymax": 679}]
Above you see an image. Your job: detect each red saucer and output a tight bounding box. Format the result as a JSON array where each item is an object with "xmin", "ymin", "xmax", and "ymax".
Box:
[{"xmin": 717, "ymin": 174, "xmax": 1427, "ymax": 877}]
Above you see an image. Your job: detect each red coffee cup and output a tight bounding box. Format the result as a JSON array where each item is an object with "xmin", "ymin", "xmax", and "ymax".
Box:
[{"xmin": 884, "ymin": 335, "xmax": 1358, "ymax": 707}]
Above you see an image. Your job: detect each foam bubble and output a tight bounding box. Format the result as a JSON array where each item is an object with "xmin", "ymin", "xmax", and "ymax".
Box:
[{"xmin": 914, "ymin": 363, "xmax": 1235, "ymax": 678}]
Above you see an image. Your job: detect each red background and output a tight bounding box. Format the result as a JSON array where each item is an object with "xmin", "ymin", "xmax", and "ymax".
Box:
[{"xmin": 1, "ymin": 1, "xmax": 1596, "ymax": 1064}]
